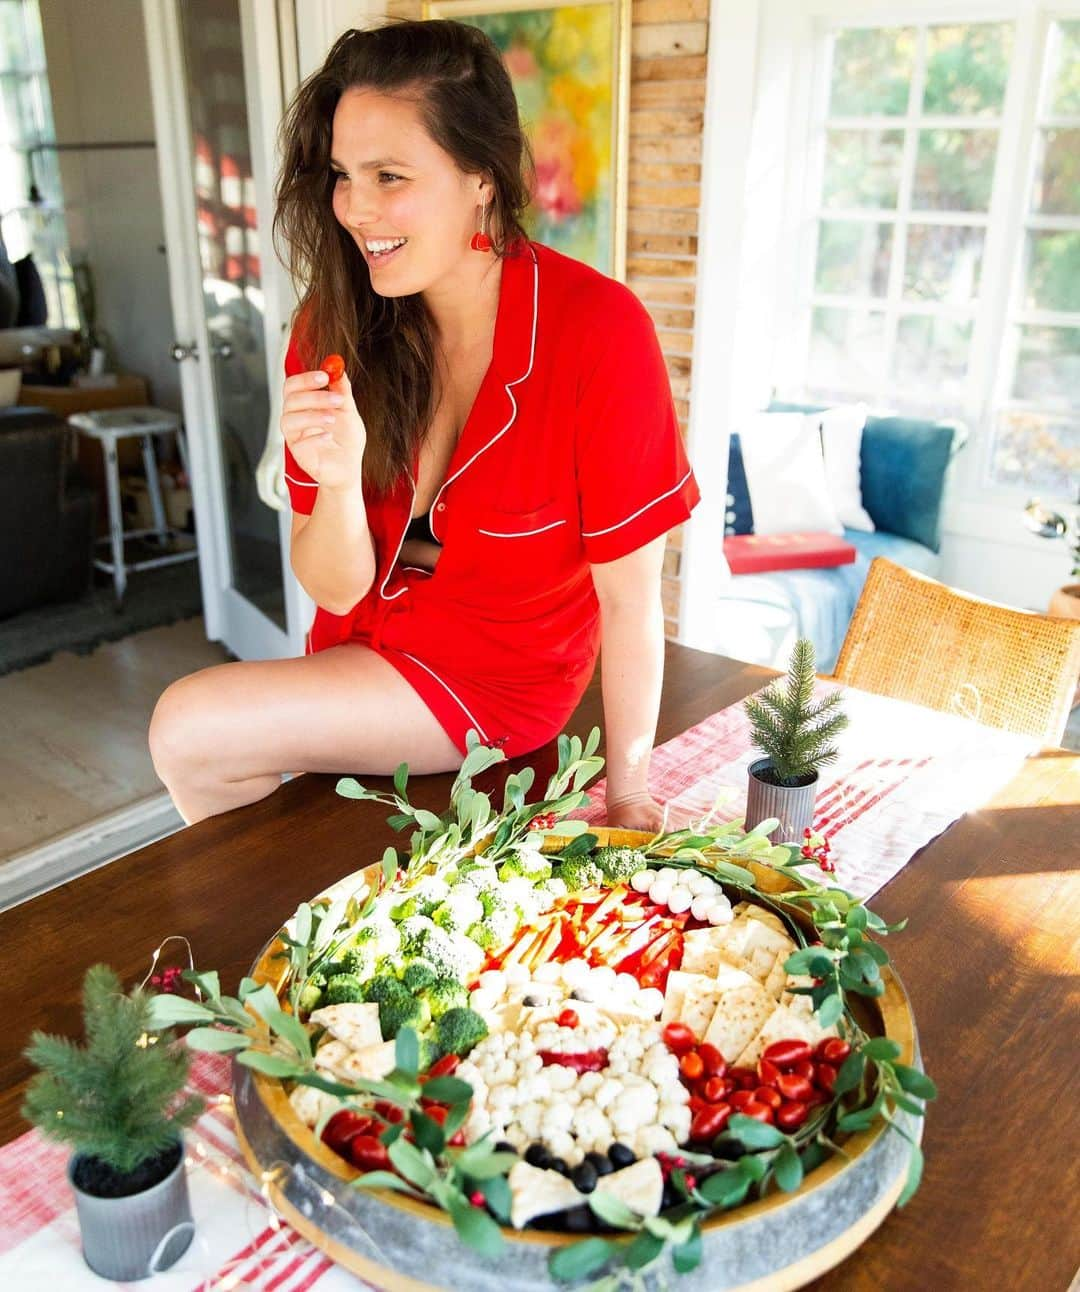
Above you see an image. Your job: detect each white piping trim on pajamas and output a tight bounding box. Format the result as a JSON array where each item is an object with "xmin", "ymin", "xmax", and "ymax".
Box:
[
  {"xmin": 428, "ymin": 245, "xmax": 540, "ymax": 543},
  {"xmin": 581, "ymin": 467, "xmax": 694, "ymax": 539},
  {"xmin": 378, "ymin": 477, "xmax": 417, "ymax": 601},
  {"xmin": 396, "ymin": 650, "xmax": 490, "ymax": 743},
  {"xmin": 284, "ymin": 472, "xmax": 318, "ymax": 487},
  {"xmin": 477, "ymin": 519, "xmax": 566, "ymax": 538}
]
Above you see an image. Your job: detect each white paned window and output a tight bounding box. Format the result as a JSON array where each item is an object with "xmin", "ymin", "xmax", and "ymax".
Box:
[
  {"xmin": 779, "ymin": 6, "xmax": 1079, "ymax": 503},
  {"xmin": 0, "ymin": 0, "xmax": 78, "ymax": 327}
]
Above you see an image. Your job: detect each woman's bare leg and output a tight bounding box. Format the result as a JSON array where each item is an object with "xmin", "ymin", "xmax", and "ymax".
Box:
[{"xmin": 148, "ymin": 644, "xmax": 462, "ymax": 824}]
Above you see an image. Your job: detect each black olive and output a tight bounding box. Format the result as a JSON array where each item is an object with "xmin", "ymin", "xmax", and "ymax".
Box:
[
  {"xmin": 525, "ymin": 1143, "xmax": 551, "ymax": 1168},
  {"xmin": 572, "ymin": 1160, "xmax": 598, "ymax": 1193},
  {"xmin": 495, "ymin": 1141, "xmax": 517, "ymax": 1155},
  {"xmin": 549, "ymin": 1157, "xmax": 572, "ymax": 1177},
  {"xmin": 584, "ymin": 1151, "xmax": 613, "ymax": 1176},
  {"xmin": 608, "ymin": 1142, "xmax": 636, "ymax": 1169},
  {"xmin": 522, "ymin": 994, "xmax": 543, "ymax": 1006},
  {"xmin": 563, "ymin": 1204, "xmax": 596, "ymax": 1232},
  {"xmin": 662, "ymin": 1181, "xmax": 680, "ymax": 1209},
  {"xmin": 570, "ymin": 987, "xmax": 596, "ymax": 1002}
]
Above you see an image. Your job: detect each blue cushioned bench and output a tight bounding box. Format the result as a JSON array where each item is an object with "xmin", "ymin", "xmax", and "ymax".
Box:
[{"xmin": 711, "ymin": 403, "xmax": 966, "ymax": 672}]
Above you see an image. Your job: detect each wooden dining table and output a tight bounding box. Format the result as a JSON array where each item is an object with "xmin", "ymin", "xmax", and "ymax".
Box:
[{"xmin": 1, "ymin": 643, "xmax": 1077, "ymax": 1291}]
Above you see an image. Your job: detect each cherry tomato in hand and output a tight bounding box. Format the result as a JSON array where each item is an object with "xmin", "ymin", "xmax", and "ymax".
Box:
[{"xmin": 320, "ymin": 353, "xmax": 346, "ymax": 383}]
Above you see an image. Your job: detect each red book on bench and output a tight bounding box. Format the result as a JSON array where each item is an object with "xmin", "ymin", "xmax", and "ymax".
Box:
[{"xmin": 723, "ymin": 532, "xmax": 857, "ymax": 574}]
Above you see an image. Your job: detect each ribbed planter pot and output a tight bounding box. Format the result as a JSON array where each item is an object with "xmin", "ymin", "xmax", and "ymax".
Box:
[
  {"xmin": 744, "ymin": 758, "xmax": 818, "ymax": 844},
  {"xmin": 68, "ymin": 1141, "xmax": 194, "ymax": 1281}
]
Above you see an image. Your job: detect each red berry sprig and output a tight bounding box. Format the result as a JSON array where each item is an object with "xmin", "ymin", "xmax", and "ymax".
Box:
[
  {"xmin": 801, "ymin": 828, "xmax": 835, "ymax": 873},
  {"xmin": 527, "ymin": 812, "xmax": 558, "ymax": 832}
]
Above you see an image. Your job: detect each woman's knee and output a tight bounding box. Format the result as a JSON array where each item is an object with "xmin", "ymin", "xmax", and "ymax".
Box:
[{"xmin": 148, "ymin": 667, "xmax": 229, "ymax": 782}]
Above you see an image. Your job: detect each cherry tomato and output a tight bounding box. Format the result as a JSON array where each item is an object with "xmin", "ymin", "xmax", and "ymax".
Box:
[
  {"xmin": 762, "ymin": 1039, "xmax": 814, "ymax": 1069},
  {"xmin": 793, "ymin": 1059, "xmax": 816, "ymax": 1082},
  {"xmin": 322, "ymin": 1110, "xmax": 378, "ymax": 1154},
  {"xmin": 776, "ymin": 1073, "xmax": 814, "ymax": 1102},
  {"xmin": 816, "ymin": 1037, "xmax": 852, "ymax": 1065},
  {"xmin": 776, "ymin": 1101, "xmax": 810, "ymax": 1131},
  {"xmin": 680, "ymin": 1052, "xmax": 705, "ymax": 1081},
  {"xmin": 429, "ymin": 1054, "xmax": 460, "ymax": 1078},
  {"xmin": 730, "ymin": 1066, "xmax": 759, "ymax": 1090},
  {"xmin": 702, "ymin": 1076, "xmax": 731, "ymax": 1103},
  {"xmin": 698, "ymin": 1043, "xmax": 727, "ymax": 1077},
  {"xmin": 688, "ymin": 1095, "xmax": 706, "ymax": 1116},
  {"xmin": 663, "ymin": 1022, "xmax": 698, "ymax": 1054},
  {"xmin": 753, "ymin": 1086, "xmax": 782, "ymax": 1109},
  {"xmin": 448, "ymin": 1130, "xmax": 466, "ymax": 1147},
  {"xmin": 804, "ymin": 1088, "xmax": 829, "ymax": 1108},
  {"xmin": 557, "ymin": 1008, "xmax": 579, "ymax": 1029},
  {"xmin": 740, "ymin": 1100, "xmax": 775, "ymax": 1124},
  {"xmin": 690, "ymin": 1103, "xmax": 732, "ymax": 1142},
  {"xmin": 815, "ymin": 1062, "xmax": 838, "ymax": 1095},
  {"xmin": 320, "ymin": 353, "xmax": 346, "ymax": 383},
  {"xmin": 729, "ymin": 1089, "xmax": 756, "ymax": 1110},
  {"xmin": 757, "ymin": 1058, "xmax": 782, "ymax": 1088},
  {"xmin": 374, "ymin": 1100, "xmax": 404, "ymax": 1124},
  {"xmin": 348, "ymin": 1133, "xmax": 391, "ymax": 1172},
  {"xmin": 422, "ymin": 1104, "xmax": 448, "ymax": 1126}
]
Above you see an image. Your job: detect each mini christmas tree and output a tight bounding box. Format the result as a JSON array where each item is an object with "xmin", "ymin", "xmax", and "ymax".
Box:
[
  {"xmin": 22, "ymin": 965, "xmax": 203, "ymax": 1176},
  {"xmin": 744, "ymin": 638, "xmax": 849, "ymax": 786}
]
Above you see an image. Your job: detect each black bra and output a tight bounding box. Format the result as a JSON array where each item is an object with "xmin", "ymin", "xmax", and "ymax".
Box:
[{"xmin": 405, "ymin": 511, "xmax": 441, "ymax": 546}]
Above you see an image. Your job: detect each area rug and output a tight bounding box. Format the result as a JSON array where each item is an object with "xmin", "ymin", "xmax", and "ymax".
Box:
[{"xmin": 0, "ymin": 561, "xmax": 203, "ymax": 677}]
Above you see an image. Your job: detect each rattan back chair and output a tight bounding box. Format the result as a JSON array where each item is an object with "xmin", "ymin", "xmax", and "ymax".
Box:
[{"xmin": 832, "ymin": 558, "xmax": 1080, "ymax": 747}]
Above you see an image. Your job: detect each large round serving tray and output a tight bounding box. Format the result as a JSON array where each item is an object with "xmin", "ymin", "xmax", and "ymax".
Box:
[{"xmin": 233, "ymin": 830, "xmax": 922, "ymax": 1291}]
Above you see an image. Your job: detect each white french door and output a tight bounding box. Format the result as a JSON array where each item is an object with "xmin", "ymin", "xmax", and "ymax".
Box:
[{"xmin": 141, "ymin": 0, "xmax": 310, "ymax": 659}]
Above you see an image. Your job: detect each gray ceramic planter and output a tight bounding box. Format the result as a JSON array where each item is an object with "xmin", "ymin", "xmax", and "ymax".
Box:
[
  {"xmin": 68, "ymin": 1142, "xmax": 194, "ymax": 1280},
  {"xmin": 744, "ymin": 758, "xmax": 818, "ymax": 844}
]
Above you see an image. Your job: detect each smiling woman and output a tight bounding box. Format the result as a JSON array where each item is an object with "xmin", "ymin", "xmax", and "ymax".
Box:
[{"xmin": 147, "ymin": 19, "xmax": 699, "ymax": 829}]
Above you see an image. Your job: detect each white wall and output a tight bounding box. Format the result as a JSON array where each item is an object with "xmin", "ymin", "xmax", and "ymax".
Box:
[{"xmin": 39, "ymin": 0, "xmax": 180, "ymax": 414}]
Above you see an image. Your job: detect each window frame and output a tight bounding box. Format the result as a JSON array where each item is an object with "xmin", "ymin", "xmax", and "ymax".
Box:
[{"xmin": 769, "ymin": 0, "xmax": 1080, "ymax": 508}]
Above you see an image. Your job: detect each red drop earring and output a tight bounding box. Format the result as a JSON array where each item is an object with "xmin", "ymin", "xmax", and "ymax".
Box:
[{"xmin": 470, "ymin": 193, "xmax": 492, "ymax": 252}]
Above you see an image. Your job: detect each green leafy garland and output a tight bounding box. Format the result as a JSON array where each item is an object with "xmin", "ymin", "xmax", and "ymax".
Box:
[{"xmin": 146, "ymin": 728, "xmax": 936, "ymax": 1288}]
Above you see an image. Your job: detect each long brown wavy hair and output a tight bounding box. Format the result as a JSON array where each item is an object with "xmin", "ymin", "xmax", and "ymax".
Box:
[{"xmin": 273, "ymin": 19, "xmax": 535, "ymax": 494}]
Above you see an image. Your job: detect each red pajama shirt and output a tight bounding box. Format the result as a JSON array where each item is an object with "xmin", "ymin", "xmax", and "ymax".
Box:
[{"xmin": 283, "ymin": 240, "xmax": 700, "ymax": 756}]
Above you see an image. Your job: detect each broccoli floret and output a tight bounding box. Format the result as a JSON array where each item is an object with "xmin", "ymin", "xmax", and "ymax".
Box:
[
  {"xmin": 465, "ymin": 904, "xmax": 519, "ymax": 952},
  {"xmin": 398, "ymin": 915, "xmax": 438, "ymax": 958},
  {"xmin": 559, "ymin": 856, "xmax": 604, "ymax": 892},
  {"xmin": 422, "ymin": 926, "xmax": 485, "ymax": 981},
  {"xmin": 456, "ymin": 862, "xmax": 501, "ymax": 892},
  {"xmin": 417, "ymin": 1034, "xmax": 443, "ymax": 1072},
  {"xmin": 362, "ymin": 974, "xmax": 407, "ymax": 1005},
  {"xmin": 379, "ymin": 991, "xmax": 431, "ymax": 1040},
  {"xmin": 297, "ymin": 972, "xmax": 326, "ymax": 1014},
  {"xmin": 432, "ymin": 889, "xmax": 484, "ymax": 934},
  {"xmin": 594, "ymin": 845, "xmax": 649, "ymax": 885},
  {"xmin": 336, "ymin": 942, "xmax": 380, "ymax": 981},
  {"xmin": 435, "ymin": 1006, "xmax": 489, "ymax": 1057},
  {"xmin": 540, "ymin": 876, "xmax": 569, "ymax": 903},
  {"xmin": 479, "ymin": 885, "xmax": 515, "ymax": 917},
  {"xmin": 325, "ymin": 973, "xmax": 365, "ymax": 1005},
  {"xmin": 353, "ymin": 917, "xmax": 402, "ymax": 960},
  {"xmin": 402, "ymin": 960, "xmax": 439, "ymax": 994},
  {"xmin": 424, "ymin": 977, "xmax": 470, "ymax": 1018},
  {"xmin": 498, "ymin": 846, "xmax": 553, "ymax": 883}
]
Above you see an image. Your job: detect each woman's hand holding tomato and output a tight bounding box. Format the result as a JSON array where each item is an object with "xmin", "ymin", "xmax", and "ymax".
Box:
[{"xmin": 280, "ymin": 354, "xmax": 366, "ymax": 492}]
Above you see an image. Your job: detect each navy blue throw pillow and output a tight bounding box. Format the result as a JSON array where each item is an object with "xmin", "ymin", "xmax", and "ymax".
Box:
[
  {"xmin": 14, "ymin": 254, "xmax": 48, "ymax": 326},
  {"xmin": 725, "ymin": 433, "xmax": 754, "ymax": 535},
  {"xmin": 0, "ymin": 237, "xmax": 19, "ymax": 328}
]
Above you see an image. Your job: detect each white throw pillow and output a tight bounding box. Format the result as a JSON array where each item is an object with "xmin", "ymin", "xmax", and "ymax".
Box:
[
  {"xmin": 737, "ymin": 411, "xmax": 843, "ymax": 536},
  {"xmin": 816, "ymin": 403, "xmax": 875, "ymax": 532}
]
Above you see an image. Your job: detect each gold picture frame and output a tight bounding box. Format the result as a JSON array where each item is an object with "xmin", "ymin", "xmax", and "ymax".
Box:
[{"xmin": 422, "ymin": 0, "xmax": 631, "ymax": 280}]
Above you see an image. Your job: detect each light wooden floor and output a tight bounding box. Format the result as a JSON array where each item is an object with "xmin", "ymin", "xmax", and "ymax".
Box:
[{"xmin": 0, "ymin": 618, "xmax": 230, "ymax": 857}]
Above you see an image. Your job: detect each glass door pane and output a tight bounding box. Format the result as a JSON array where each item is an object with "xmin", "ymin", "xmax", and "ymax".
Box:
[{"xmin": 177, "ymin": 0, "xmax": 284, "ymax": 629}]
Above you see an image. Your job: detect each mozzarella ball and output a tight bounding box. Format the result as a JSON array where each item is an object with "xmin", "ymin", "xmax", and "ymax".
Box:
[
  {"xmin": 667, "ymin": 886, "xmax": 693, "ymax": 914},
  {"xmin": 648, "ymin": 880, "xmax": 672, "ymax": 907},
  {"xmin": 657, "ymin": 867, "xmax": 679, "ymax": 883},
  {"xmin": 534, "ymin": 962, "xmax": 563, "ymax": 984},
  {"xmin": 691, "ymin": 894, "xmax": 716, "ymax": 921},
  {"xmin": 630, "ymin": 869, "xmax": 654, "ymax": 894},
  {"xmin": 707, "ymin": 902, "xmax": 735, "ymax": 926},
  {"xmin": 637, "ymin": 988, "xmax": 665, "ymax": 1017}
]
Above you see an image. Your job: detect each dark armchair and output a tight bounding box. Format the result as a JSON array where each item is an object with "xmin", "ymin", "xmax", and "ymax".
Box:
[{"xmin": 0, "ymin": 407, "xmax": 96, "ymax": 619}]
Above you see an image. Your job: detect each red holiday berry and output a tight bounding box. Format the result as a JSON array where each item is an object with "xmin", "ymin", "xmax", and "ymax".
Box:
[{"xmin": 470, "ymin": 1190, "xmax": 486, "ymax": 1207}]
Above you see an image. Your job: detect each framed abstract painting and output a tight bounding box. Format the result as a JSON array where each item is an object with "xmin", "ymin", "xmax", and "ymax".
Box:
[{"xmin": 423, "ymin": 0, "xmax": 631, "ymax": 279}]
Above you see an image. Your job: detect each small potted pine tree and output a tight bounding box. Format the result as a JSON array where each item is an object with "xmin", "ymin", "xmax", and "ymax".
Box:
[
  {"xmin": 22, "ymin": 964, "xmax": 203, "ymax": 1280},
  {"xmin": 743, "ymin": 638, "xmax": 849, "ymax": 843}
]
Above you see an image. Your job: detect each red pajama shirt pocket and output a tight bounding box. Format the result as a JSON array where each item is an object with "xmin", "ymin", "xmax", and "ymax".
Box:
[{"xmin": 468, "ymin": 500, "xmax": 576, "ymax": 596}]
